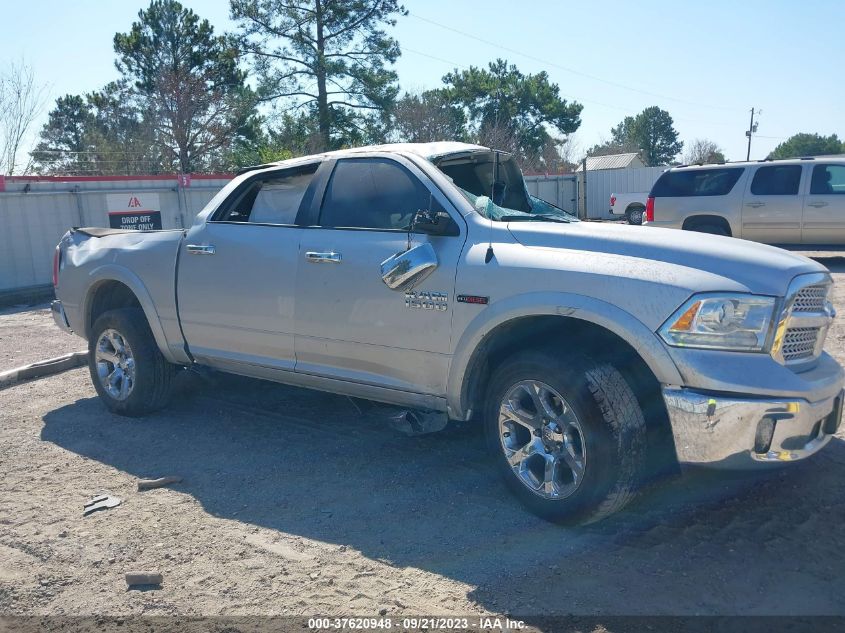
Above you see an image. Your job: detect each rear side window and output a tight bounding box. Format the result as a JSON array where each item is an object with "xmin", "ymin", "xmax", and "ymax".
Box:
[
  {"xmin": 651, "ymin": 168, "xmax": 744, "ymax": 197},
  {"xmin": 750, "ymin": 165, "xmax": 802, "ymax": 195},
  {"xmin": 810, "ymin": 165, "xmax": 845, "ymax": 195},
  {"xmin": 216, "ymin": 165, "xmax": 318, "ymax": 224},
  {"xmin": 319, "ymin": 158, "xmax": 433, "ymax": 230}
]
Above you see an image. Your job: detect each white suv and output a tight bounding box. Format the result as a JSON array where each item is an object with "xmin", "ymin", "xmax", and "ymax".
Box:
[{"xmin": 643, "ymin": 157, "xmax": 845, "ymax": 245}]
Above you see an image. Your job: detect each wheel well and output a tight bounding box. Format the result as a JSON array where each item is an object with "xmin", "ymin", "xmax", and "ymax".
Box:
[
  {"xmin": 86, "ymin": 281, "xmax": 142, "ymax": 338},
  {"xmin": 682, "ymin": 214, "xmax": 732, "ymax": 235},
  {"xmin": 462, "ymin": 316, "xmax": 679, "ymax": 476},
  {"xmin": 626, "ymin": 203, "xmax": 645, "ymax": 212}
]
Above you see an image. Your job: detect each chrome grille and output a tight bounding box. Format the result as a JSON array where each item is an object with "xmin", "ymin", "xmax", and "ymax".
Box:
[
  {"xmin": 781, "ymin": 327, "xmax": 821, "ymax": 362},
  {"xmin": 774, "ymin": 273, "xmax": 834, "ymax": 367},
  {"xmin": 792, "ymin": 285, "xmax": 829, "ymax": 313}
]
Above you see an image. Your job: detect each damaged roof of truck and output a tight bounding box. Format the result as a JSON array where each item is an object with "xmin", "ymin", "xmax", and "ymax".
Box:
[{"xmin": 238, "ymin": 142, "xmax": 492, "ymax": 174}]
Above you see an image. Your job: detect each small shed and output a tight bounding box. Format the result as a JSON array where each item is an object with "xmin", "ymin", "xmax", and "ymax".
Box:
[{"xmin": 575, "ymin": 152, "xmax": 644, "ymax": 172}]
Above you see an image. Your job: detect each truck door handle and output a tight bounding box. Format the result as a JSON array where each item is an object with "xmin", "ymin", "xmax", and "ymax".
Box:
[
  {"xmin": 808, "ymin": 201, "xmax": 829, "ymax": 208},
  {"xmin": 745, "ymin": 202, "xmax": 765, "ymax": 208},
  {"xmin": 305, "ymin": 251, "xmax": 342, "ymax": 263},
  {"xmin": 186, "ymin": 244, "xmax": 216, "ymax": 255}
]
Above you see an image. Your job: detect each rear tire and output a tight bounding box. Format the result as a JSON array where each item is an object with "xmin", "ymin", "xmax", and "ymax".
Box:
[
  {"xmin": 687, "ymin": 223, "xmax": 728, "ymax": 236},
  {"xmin": 484, "ymin": 350, "xmax": 646, "ymax": 524},
  {"xmin": 626, "ymin": 206, "xmax": 644, "ymax": 225},
  {"xmin": 88, "ymin": 308, "xmax": 175, "ymax": 417}
]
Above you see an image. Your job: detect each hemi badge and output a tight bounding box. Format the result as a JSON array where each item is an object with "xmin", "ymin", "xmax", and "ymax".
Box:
[{"xmin": 457, "ymin": 295, "xmax": 489, "ymax": 305}]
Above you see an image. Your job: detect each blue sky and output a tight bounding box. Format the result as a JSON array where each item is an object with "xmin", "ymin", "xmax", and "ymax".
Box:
[{"xmin": 2, "ymin": 0, "xmax": 843, "ymax": 165}]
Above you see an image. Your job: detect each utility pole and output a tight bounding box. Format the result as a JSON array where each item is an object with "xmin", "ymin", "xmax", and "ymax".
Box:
[
  {"xmin": 745, "ymin": 108, "xmax": 757, "ymax": 161},
  {"xmin": 580, "ymin": 158, "xmax": 587, "ymax": 219}
]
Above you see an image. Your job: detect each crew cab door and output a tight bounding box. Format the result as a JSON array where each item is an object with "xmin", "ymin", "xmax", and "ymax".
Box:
[
  {"xmin": 802, "ymin": 163, "xmax": 845, "ymax": 244},
  {"xmin": 740, "ymin": 164, "xmax": 804, "ymax": 244},
  {"xmin": 176, "ymin": 163, "xmax": 320, "ymax": 370},
  {"xmin": 294, "ymin": 156, "xmax": 466, "ymax": 395}
]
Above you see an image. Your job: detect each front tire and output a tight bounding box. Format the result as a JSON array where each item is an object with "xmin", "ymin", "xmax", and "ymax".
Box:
[
  {"xmin": 88, "ymin": 308, "xmax": 175, "ymax": 416},
  {"xmin": 484, "ymin": 350, "xmax": 646, "ymax": 524}
]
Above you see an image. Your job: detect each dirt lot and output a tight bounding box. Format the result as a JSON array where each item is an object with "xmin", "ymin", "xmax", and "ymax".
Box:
[
  {"xmin": 0, "ymin": 257, "xmax": 844, "ymax": 622},
  {"xmin": 0, "ymin": 304, "xmax": 85, "ymax": 371}
]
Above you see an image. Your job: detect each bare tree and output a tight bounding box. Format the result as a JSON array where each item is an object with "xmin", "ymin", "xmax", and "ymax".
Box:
[
  {"xmin": 0, "ymin": 61, "xmax": 46, "ymax": 175},
  {"xmin": 113, "ymin": 0, "xmax": 257, "ymax": 173},
  {"xmin": 477, "ymin": 122, "xmax": 576, "ymax": 174},
  {"xmin": 683, "ymin": 138, "xmax": 726, "ymax": 164},
  {"xmin": 391, "ymin": 90, "xmax": 465, "ymax": 143},
  {"xmin": 585, "ymin": 136, "xmax": 639, "ymax": 160},
  {"xmin": 551, "ymin": 134, "xmax": 580, "ymax": 172},
  {"xmin": 476, "ymin": 121, "xmax": 520, "ymax": 158}
]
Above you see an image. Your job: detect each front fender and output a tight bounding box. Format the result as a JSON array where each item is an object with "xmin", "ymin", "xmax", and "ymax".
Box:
[
  {"xmin": 446, "ymin": 291, "xmax": 684, "ymax": 420},
  {"xmin": 81, "ymin": 264, "xmax": 185, "ymax": 364}
]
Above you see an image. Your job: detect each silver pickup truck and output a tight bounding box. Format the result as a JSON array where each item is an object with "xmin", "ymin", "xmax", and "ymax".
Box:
[{"xmin": 51, "ymin": 142, "xmax": 844, "ymax": 523}]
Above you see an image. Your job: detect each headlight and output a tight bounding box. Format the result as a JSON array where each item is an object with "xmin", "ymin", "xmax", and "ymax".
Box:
[{"xmin": 659, "ymin": 293, "xmax": 777, "ymax": 352}]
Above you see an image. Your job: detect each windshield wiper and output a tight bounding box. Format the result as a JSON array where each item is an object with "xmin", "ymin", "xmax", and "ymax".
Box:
[{"xmin": 500, "ymin": 214, "xmax": 570, "ymax": 224}]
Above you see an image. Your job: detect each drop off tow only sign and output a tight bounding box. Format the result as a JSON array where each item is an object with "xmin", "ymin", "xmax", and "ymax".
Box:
[{"xmin": 106, "ymin": 193, "xmax": 163, "ymax": 230}]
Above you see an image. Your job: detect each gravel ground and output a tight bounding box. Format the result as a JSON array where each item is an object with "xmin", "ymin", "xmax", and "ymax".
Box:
[
  {"xmin": 0, "ymin": 257, "xmax": 843, "ymax": 621},
  {"xmin": 0, "ymin": 303, "xmax": 85, "ymax": 371}
]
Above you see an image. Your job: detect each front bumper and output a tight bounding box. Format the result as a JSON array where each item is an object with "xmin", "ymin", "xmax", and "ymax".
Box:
[
  {"xmin": 663, "ymin": 387, "xmax": 843, "ymax": 468},
  {"xmin": 51, "ymin": 299, "xmax": 73, "ymax": 334}
]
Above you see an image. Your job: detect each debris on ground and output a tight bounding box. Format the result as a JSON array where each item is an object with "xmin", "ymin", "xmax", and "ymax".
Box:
[
  {"xmin": 125, "ymin": 572, "xmax": 163, "ymax": 588},
  {"xmin": 137, "ymin": 476, "xmax": 183, "ymax": 491},
  {"xmin": 82, "ymin": 494, "xmax": 122, "ymax": 516},
  {"xmin": 388, "ymin": 410, "xmax": 449, "ymax": 436}
]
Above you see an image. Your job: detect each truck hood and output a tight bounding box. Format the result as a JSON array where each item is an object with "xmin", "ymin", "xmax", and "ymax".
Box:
[{"xmin": 507, "ymin": 221, "xmax": 825, "ymax": 297}]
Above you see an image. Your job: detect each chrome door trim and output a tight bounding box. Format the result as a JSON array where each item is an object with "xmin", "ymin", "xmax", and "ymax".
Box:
[
  {"xmin": 305, "ymin": 251, "xmax": 342, "ymax": 263},
  {"xmin": 186, "ymin": 244, "xmax": 216, "ymax": 255}
]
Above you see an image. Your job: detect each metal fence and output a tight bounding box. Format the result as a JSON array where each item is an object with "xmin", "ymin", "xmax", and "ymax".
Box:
[
  {"xmin": 0, "ymin": 165, "xmax": 670, "ymax": 300},
  {"xmin": 583, "ymin": 165, "xmax": 666, "ymax": 218},
  {"xmin": 524, "ymin": 174, "xmax": 578, "ymax": 214},
  {"xmin": 0, "ymin": 175, "xmax": 230, "ymax": 296},
  {"xmin": 526, "ymin": 166, "xmax": 667, "ymax": 219}
]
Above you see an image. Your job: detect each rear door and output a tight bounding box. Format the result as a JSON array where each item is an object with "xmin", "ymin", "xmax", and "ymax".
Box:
[
  {"xmin": 740, "ymin": 164, "xmax": 804, "ymax": 244},
  {"xmin": 647, "ymin": 167, "xmax": 745, "ymax": 232},
  {"xmin": 294, "ymin": 156, "xmax": 466, "ymax": 395},
  {"xmin": 177, "ymin": 163, "xmax": 320, "ymax": 370},
  {"xmin": 802, "ymin": 163, "xmax": 845, "ymax": 244}
]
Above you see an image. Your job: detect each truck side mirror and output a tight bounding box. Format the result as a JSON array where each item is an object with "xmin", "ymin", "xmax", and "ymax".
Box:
[
  {"xmin": 411, "ymin": 209, "xmax": 459, "ymax": 236},
  {"xmin": 380, "ymin": 243, "xmax": 438, "ymax": 291}
]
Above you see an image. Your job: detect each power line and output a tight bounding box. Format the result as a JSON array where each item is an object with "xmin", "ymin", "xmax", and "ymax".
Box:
[
  {"xmin": 402, "ymin": 47, "xmax": 633, "ymax": 114},
  {"xmin": 402, "ymin": 46, "xmax": 740, "ymax": 130},
  {"xmin": 32, "ymin": 151, "xmax": 161, "ymax": 157},
  {"xmin": 408, "ymin": 12, "xmax": 743, "ymax": 113}
]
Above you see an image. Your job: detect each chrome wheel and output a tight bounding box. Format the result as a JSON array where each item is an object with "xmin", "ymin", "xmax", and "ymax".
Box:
[
  {"xmin": 498, "ymin": 380, "xmax": 586, "ymax": 500},
  {"xmin": 95, "ymin": 328, "xmax": 135, "ymax": 401},
  {"xmin": 629, "ymin": 208, "xmax": 643, "ymax": 225}
]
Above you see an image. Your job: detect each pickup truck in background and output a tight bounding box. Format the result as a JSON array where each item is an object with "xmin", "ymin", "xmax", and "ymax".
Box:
[
  {"xmin": 609, "ymin": 192, "xmax": 649, "ymax": 225},
  {"xmin": 51, "ymin": 142, "xmax": 844, "ymax": 524}
]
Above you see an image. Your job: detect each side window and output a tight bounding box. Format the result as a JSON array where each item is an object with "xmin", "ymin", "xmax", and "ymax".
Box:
[
  {"xmin": 651, "ymin": 168, "xmax": 744, "ymax": 197},
  {"xmin": 750, "ymin": 165, "xmax": 802, "ymax": 195},
  {"xmin": 810, "ymin": 165, "xmax": 845, "ymax": 195},
  {"xmin": 319, "ymin": 158, "xmax": 435, "ymax": 230},
  {"xmin": 215, "ymin": 165, "xmax": 318, "ymax": 224}
]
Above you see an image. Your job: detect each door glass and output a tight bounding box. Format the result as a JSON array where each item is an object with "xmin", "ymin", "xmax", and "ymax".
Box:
[
  {"xmin": 810, "ymin": 165, "xmax": 845, "ymax": 195},
  {"xmin": 651, "ymin": 168, "xmax": 743, "ymax": 197},
  {"xmin": 319, "ymin": 159, "xmax": 434, "ymax": 230},
  {"xmin": 214, "ymin": 165, "xmax": 318, "ymax": 224},
  {"xmin": 750, "ymin": 165, "xmax": 802, "ymax": 195}
]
